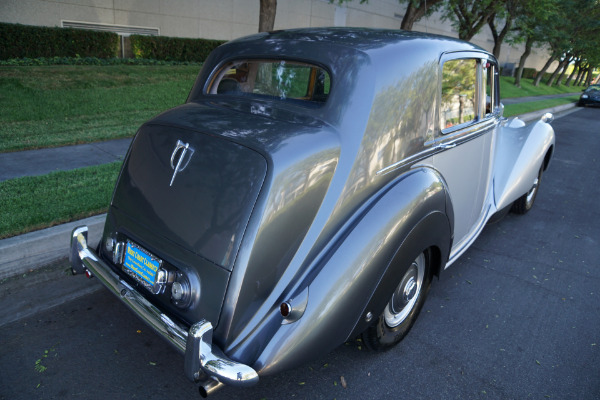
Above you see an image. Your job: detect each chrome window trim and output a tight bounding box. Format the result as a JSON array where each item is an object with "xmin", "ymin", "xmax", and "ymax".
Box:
[
  {"xmin": 377, "ymin": 118, "xmax": 497, "ymax": 176},
  {"xmin": 438, "ymin": 51, "xmax": 497, "ymax": 135},
  {"xmin": 429, "ymin": 118, "xmax": 496, "ymax": 148}
]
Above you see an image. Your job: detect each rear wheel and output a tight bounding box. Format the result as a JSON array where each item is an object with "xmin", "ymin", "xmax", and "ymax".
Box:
[
  {"xmin": 511, "ymin": 165, "xmax": 543, "ymax": 214},
  {"xmin": 361, "ymin": 250, "xmax": 432, "ymax": 351}
]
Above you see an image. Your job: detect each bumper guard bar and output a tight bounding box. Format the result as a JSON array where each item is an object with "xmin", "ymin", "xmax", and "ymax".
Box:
[{"xmin": 70, "ymin": 226, "xmax": 259, "ymax": 394}]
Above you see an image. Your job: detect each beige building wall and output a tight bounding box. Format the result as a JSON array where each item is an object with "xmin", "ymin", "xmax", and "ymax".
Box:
[{"xmin": 0, "ymin": 0, "xmax": 553, "ymax": 71}]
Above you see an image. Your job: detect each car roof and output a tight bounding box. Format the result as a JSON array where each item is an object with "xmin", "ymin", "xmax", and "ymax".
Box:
[{"xmin": 227, "ymin": 27, "xmax": 484, "ymax": 56}]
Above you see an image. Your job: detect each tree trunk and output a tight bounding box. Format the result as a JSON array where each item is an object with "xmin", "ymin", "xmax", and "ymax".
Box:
[
  {"xmin": 564, "ymin": 59, "xmax": 580, "ymax": 86},
  {"xmin": 546, "ymin": 58, "xmax": 568, "ymax": 86},
  {"xmin": 574, "ymin": 64, "xmax": 586, "ymax": 86},
  {"xmin": 585, "ymin": 65, "xmax": 594, "ymax": 86},
  {"xmin": 514, "ymin": 36, "xmax": 533, "ymax": 88},
  {"xmin": 488, "ymin": 11, "xmax": 513, "ymax": 60},
  {"xmin": 555, "ymin": 56, "xmax": 573, "ymax": 86},
  {"xmin": 401, "ymin": 1, "xmax": 419, "ymax": 30},
  {"xmin": 400, "ymin": 0, "xmax": 444, "ymax": 31},
  {"xmin": 534, "ymin": 54, "xmax": 557, "ymax": 86},
  {"xmin": 453, "ymin": 2, "xmax": 497, "ymax": 41},
  {"xmin": 259, "ymin": 0, "xmax": 277, "ymax": 33}
]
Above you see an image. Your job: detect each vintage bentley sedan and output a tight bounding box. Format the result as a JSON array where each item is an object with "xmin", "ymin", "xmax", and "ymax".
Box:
[{"xmin": 70, "ymin": 28, "xmax": 555, "ymax": 396}]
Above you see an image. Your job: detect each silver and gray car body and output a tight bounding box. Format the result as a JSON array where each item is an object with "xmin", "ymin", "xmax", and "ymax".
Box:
[{"xmin": 70, "ymin": 28, "xmax": 554, "ymax": 395}]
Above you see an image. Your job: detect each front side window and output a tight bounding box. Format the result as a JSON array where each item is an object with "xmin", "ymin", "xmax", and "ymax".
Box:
[
  {"xmin": 209, "ymin": 60, "xmax": 330, "ymax": 104},
  {"xmin": 441, "ymin": 59, "xmax": 477, "ymax": 130}
]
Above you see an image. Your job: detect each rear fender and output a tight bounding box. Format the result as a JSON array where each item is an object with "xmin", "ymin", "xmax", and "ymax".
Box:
[
  {"xmin": 347, "ymin": 210, "xmax": 450, "ymax": 339},
  {"xmin": 247, "ymin": 167, "xmax": 452, "ymax": 376}
]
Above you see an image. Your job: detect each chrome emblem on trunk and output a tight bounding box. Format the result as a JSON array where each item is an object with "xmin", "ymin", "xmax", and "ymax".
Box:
[{"xmin": 170, "ymin": 140, "xmax": 195, "ymax": 187}]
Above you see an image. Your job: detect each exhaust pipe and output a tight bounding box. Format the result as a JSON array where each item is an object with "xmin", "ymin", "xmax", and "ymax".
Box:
[{"xmin": 198, "ymin": 379, "xmax": 224, "ymax": 398}]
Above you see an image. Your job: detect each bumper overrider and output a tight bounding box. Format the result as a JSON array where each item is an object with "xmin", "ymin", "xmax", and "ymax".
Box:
[{"xmin": 69, "ymin": 226, "xmax": 259, "ymax": 396}]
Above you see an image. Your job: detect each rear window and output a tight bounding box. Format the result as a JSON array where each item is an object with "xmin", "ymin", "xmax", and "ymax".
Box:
[{"xmin": 208, "ymin": 60, "xmax": 330, "ymax": 104}]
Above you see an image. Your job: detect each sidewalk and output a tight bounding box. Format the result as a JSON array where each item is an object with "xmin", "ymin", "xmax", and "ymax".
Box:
[
  {"xmin": 0, "ymin": 137, "xmax": 131, "ymax": 182},
  {"xmin": 0, "ymin": 96, "xmax": 581, "ymax": 282}
]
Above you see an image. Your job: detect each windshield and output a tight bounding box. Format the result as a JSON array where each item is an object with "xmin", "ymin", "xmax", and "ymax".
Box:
[{"xmin": 208, "ymin": 60, "xmax": 331, "ymax": 104}]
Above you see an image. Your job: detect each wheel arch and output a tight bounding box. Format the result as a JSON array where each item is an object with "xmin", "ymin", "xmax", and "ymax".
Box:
[
  {"xmin": 543, "ymin": 144, "xmax": 554, "ymax": 171},
  {"xmin": 347, "ymin": 209, "xmax": 451, "ymax": 340}
]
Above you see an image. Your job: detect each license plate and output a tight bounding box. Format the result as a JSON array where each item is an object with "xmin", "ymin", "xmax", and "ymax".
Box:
[{"xmin": 123, "ymin": 241, "xmax": 162, "ymax": 288}]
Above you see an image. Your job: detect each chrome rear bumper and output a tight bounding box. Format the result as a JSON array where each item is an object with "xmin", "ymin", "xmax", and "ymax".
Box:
[{"xmin": 70, "ymin": 226, "xmax": 258, "ymax": 395}]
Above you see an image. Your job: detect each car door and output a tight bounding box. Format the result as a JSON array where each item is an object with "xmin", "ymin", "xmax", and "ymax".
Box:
[{"xmin": 431, "ymin": 53, "xmax": 499, "ymax": 260}]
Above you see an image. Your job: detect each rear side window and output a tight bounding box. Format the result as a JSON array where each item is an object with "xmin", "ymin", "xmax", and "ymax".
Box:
[
  {"xmin": 441, "ymin": 59, "xmax": 477, "ymax": 130},
  {"xmin": 208, "ymin": 60, "xmax": 330, "ymax": 104}
]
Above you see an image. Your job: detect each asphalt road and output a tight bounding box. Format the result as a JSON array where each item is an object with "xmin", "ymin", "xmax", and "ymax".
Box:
[{"xmin": 1, "ymin": 108, "xmax": 599, "ymax": 400}]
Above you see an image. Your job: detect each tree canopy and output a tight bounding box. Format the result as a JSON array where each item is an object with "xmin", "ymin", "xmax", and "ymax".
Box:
[{"xmin": 279, "ymin": 0, "xmax": 600, "ymax": 83}]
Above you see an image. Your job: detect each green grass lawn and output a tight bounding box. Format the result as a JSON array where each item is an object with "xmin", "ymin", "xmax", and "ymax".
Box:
[
  {"xmin": 0, "ymin": 162, "xmax": 121, "ymax": 239},
  {"xmin": 500, "ymin": 76, "xmax": 582, "ymax": 98},
  {"xmin": 504, "ymin": 95, "xmax": 580, "ymax": 117},
  {"xmin": 0, "ymin": 65, "xmax": 199, "ymax": 152}
]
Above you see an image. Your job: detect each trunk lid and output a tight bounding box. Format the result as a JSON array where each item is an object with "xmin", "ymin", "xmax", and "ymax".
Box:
[{"xmin": 112, "ymin": 123, "xmax": 267, "ymax": 271}]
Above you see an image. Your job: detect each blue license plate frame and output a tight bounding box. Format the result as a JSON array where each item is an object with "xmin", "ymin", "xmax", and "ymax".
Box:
[{"xmin": 123, "ymin": 241, "xmax": 162, "ymax": 290}]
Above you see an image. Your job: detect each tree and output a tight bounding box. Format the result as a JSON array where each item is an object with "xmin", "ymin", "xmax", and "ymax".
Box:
[
  {"xmin": 259, "ymin": 0, "xmax": 277, "ymax": 32},
  {"xmin": 330, "ymin": 0, "xmax": 444, "ymax": 31},
  {"xmin": 564, "ymin": 58, "xmax": 581, "ymax": 86},
  {"xmin": 398, "ymin": 0, "xmax": 445, "ymax": 30},
  {"xmin": 441, "ymin": 0, "xmax": 504, "ymax": 41},
  {"xmin": 507, "ymin": 0, "xmax": 559, "ymax": 87},
  {"xmin": 533, "ymin": 52, "xmax": 558, "ymax": 86},
  {"xmin": 487, "ymin": 0, "xmax": 518, "ymax": 59},
  {"xmin": 546, "ymin": 53, "xmax": 573, "ymax": 86}
]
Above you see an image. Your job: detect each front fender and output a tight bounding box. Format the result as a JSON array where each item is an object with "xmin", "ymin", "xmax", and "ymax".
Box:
[
  {"xmin": 494, "ymin": 118, "xmax": 555, "ymax": 210},
  {"xmin": 246, "ymin": 167, "xmax": 452, "ymax": 376}
]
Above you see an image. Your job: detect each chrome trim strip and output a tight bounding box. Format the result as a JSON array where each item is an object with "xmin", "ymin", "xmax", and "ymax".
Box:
[
  {"xmin": 433, "ymin": 118, "xmax": 496, "ymax": 147},
  {"xmin": 376, "ymin": 147, "xmax": 438, "ymax": 176},
  {"xmin": 377, "ymin": 118, "xmax": 497, "ymax": 176},
  {"xmin": 70, "ymin": 226, "xmax": 259, "ymax": 388}
]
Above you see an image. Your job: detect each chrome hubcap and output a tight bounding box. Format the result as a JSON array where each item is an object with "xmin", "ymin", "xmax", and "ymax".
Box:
[
  {"xmin": 384, "ymin": 253, "xmax": 425, "ymax": 328},
  {"xmin": 403, "ymin": 278, "xmax": 417, "ymax": 302}
]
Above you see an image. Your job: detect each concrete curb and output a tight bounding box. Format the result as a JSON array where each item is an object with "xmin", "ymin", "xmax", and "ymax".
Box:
[
  {"xmin": 517, "ymin": 102, "xmax": 577, "ymax": 123},
  {"xmin": 0, "ymin": 214, "xmax": 105, "ymax": 280}
]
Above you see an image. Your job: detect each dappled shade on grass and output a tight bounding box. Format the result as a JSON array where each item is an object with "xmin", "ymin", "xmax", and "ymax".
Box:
[
  {"xmin": 0, "ymin": 162, "xmax": 122, "ymax": 238},
  {"xmin": 0, "ymin": 65, "xmax": 199, "ymax": 152}
]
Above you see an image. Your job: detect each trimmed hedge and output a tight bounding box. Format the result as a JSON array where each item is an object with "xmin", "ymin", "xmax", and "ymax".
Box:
[
  {"xmin": 0, "ymin": 23, "xmax": 119, "ymax": 60},
  {"xmin": 521, "ymin": 68, "xmax": 537, "ymax": 79},
  {"xmin": 130, "ymin": 35, "xmax": 226, "ymax": 62},
  {"xmin": 0, "ymin": 56, "xmax": 201, "ymax": 66}
]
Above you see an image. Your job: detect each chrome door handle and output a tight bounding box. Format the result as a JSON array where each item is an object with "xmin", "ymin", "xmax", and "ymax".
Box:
[{"xmin": 436, "ymin": 143, "xmax": 456, "ymax": 150}]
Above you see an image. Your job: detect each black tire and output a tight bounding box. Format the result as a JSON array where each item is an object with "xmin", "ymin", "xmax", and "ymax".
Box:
[
  {"xmin": 511, "ymin": 165, "xmax": 543, "ymax": 215},
  {"xmin": 361, "ymin": 249, "xmax": 432, "ymax": 351}
]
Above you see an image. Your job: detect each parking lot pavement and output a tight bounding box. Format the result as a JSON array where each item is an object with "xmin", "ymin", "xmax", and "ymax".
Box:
[{"xmin": 0, "ymin": 107, "xmax": 598, "ymax": 399}]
